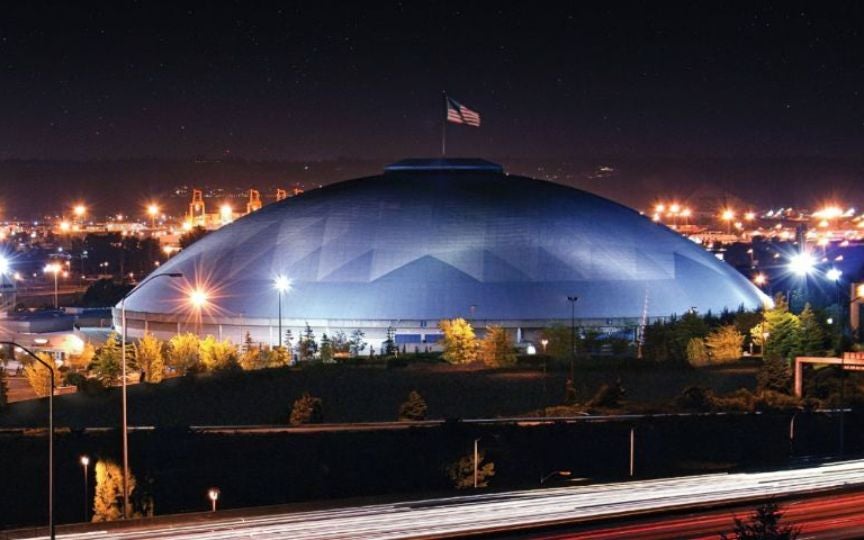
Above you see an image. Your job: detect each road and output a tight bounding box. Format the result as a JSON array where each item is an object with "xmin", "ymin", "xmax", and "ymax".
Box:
[{"xmin": 9, "ymin": 459, "xmax": 864, "ymax": 540}]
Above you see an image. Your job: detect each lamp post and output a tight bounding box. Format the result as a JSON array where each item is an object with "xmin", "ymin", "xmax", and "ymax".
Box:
[
  {"xmin": 1, "ymin": 341, "xmax": 54, "ymax": 539},
  {"xmin": 827, "ymin": 267, "xmax": 845, "ymax": 456},
  {"xmin": 44, "ymin": 263, "xmax": 61, "ymax": 309},
  {"xmin": 208, "ymin": 487, "xmax": 220, "ymax": 512},
  {"xmin": 80, "ymin": 455, "xmax": 90, "ymax": 522},
  {"xmin": 540, "ymin": 470, "xmax": 572, "ymax": 485},
  {"xmin": 118, "ymin": 272, "xmax": 182, "ymax": 519},
  {"xmin": 274, "ymin": 276, "xmax": 291, "ymax": 349},
  {"xmin": 567, "ymin": 296, "xmax": 579, "ymax": 383}
]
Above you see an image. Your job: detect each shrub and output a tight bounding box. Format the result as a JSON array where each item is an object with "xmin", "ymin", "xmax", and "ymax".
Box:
[
  {"xmin": 290, "ymin": 393, "xmax": 323, "ymax": 425},
  {"xmin": 447, "ymin": 450, "xmax": 495, "ymax": 489},
  {"xmin": 167, "ymin": 333, "xmax": 200, "ymax": 374},
  {"xmin": 705, "ymin": 325, "xmax": 744, "ymax": 364},
  {"xmin": 398, "ymin": 390, "xmax": 428, "ymax": 421},
  {"xmin": 587, "ymin": 380, "xmax": 625, "ymax": 408},
  {"xmin": 439, "ymin": 318, "xmax": 478, "ymax": 364},
  {"xmin": 686, "ymin": 337, "xmax": 709, "ymax": 366},
  {"xmin": 673, "ymin": 386, "xmax": 715, "ymax": 412},
  {"xmin": 478, "ymin": 326, "xmax": 517, "ymax": 367},
  {"xmin": 199, "ymin": 336, "xmax": 239, "ymax": 371}
]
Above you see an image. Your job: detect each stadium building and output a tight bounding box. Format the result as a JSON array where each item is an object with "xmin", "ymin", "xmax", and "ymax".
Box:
[{"xmin": 117, "ymin": 158, "xmax": 766, "ymax": 350}]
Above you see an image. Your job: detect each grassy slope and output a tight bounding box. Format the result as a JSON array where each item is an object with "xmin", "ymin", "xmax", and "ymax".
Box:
[{"xmin": 0, "ymin": 362, "xmax": 758, "ymax": 428}]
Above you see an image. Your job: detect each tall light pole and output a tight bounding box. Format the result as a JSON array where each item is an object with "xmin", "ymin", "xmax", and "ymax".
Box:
[
  {"xmin": 567, "ymin": 296, "xmax": 579, "ymax": 383},
  {"xmin": 208, "ymin": 487, "xmax": 220, "ymax": 512},
  {"xmin": 1, "ymin": 341, "xmax": 54, "ymax": 539},
  {"xmin": 274, "ymin": 275, "xmax": 292, "ymax": 349},
  {"xmin": 119, "ymin": 272, "xmax": 182, "ymax": 519},
  {"xmin": 827, "ymin": 267, "xmax": 845, "ymax": 455},
  {"xmin": 80, "ymin": 455, "xmax": 90, "ymax": 522},
  {"xmin": 44, "ymin": 263, "xmax": 61, "ymax": 309}
]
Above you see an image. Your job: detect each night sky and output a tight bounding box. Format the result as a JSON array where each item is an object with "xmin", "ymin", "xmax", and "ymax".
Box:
[{"xmin": 3, "ymin": 1, "xmax": 864, "ymax": 162}]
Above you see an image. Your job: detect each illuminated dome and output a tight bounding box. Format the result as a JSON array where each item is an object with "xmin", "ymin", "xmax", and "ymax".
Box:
[{"xmin": 119, "ymin": 158, "xmax": 766, "ymax": 345}]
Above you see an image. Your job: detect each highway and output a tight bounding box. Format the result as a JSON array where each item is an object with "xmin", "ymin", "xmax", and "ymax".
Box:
[{"xmin": 11, "ymin": 459, "xmax": 864, "ymax": 540}]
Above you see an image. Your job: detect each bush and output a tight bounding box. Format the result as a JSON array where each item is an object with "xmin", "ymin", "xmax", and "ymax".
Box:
[
  {"xmin": 398, "ymin": 390, "xmax": 428, "ymax": 421},
  {"xmin": 587, "ymin": 380, "xmax": 625, "ymax": 408},
  {"xmin": 446, "ymin": 450, "xmax": 495, "ymax": 489},
  {"xmin": 289, "ymin": 393, "xmax": 323, "ymax": 425},
  {"xmin": 686, "ymin": 337, "xmax": 709, "ymax": 367},
  {"xmin": 673, "ymin": 385, "xmax": 715, "ymax": 412},
  {"xmin": 757, "ymin": 354, "xmax": 792, "ymax": 394}
]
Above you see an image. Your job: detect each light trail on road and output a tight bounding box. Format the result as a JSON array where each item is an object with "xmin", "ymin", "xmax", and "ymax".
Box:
[{"xmin": 14, "ymin": 459, "xmax": 864, "ymax": 540}]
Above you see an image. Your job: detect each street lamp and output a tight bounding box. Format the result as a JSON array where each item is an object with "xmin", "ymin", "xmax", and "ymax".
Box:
[
  {"xmin": 788, "ymin": 251, "xmax": 816, "ymax": 276},
  {"xmin": 80, "ymin": 455, "xmax": 90, "ymax": 522},
  {"xmin": 274, "ymin": 275, "xmax": 292, "ymax": 348},
  {"xmin": 540, "ymin": 470, "xmax": 572, "ymax": 485},
  {"xmin": 208, "ymin": 487, "xmax": 221, "ymax": 512},
  {"xmin": 1, "ymin": 341, "xmax": 55, "ymax": 539},
  {"xmin": 118, "ymin": 272, "xmax": 183, "ymax": 519},
  {"xmin": 43, "ymin": 262, "xmax": 62, "ymax": 309},
  {"xmin": 567, "ymin": 296, "xmax": 579, "ymax": 383},
  {"xmin": 146, "ymin": 204, "xmax": 159, "ymax": 229}
]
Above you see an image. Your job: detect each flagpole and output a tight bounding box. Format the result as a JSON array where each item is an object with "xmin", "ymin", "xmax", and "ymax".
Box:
[{"xmin": 441, "ymin": 90, "xmax": 447, "ymax": 156}]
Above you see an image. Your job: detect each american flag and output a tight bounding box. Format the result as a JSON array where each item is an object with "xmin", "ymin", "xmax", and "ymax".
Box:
[{"xmin": 446, "ymin": 97, "xmax": 481, "ymax": 127}]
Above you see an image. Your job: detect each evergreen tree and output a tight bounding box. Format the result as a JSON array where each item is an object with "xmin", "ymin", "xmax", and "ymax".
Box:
[
  {"xmin": 91, "ymin": 332, "xmax": 122, "ymax": 385},
  {"xmin": 289, "ymin": 392, "xmax": 323, "ymax": 425},
  {"xmin": 764, "ymin": 294, "xmax": 802, "ymax": 360},
  {"xmin": 439, "ymin": 318, "xmax": 478, "ymax": 364},
  {"xmin": 478, "ymin": 325, "xmax": 517, "ymax": 367},
  {"xmin": 383, "ymin": 326, "xmax": 397, "ymax": 356},
  {"xmin": 283, "ymin": 328, "xmax": 294, "ymax": 350},
  {"xmin": 319, "ymin": 333, "xmax": 334, "ymax": 363},
  {"xmin": 758, "ymin": 353, "xmax": 792, "ymax": 393},
  {"xmin": 798, "ymin": 303, "xmax": 825, "ymax": 356},
  {"xmin": 0, "ymin": 363, "xmax": 8, "ymax": 409},
  {"xmin": 349, "ymin": 328, "xmax": 367, "ymax": 356},
  {"xmin": 92, "ymin": 459, "xmax": 136, "ymax": 522},
  {"xmin": 298, "ymin": 323, "xmax": 318, "ymax": 361},
  {"xmin": 398, "ymin": 390, "xmax": 428, "ymax": 420},
  {"xmin": 721, "ymin": 503, "xmax": 800, "ymax": 540},
  {"xmin": 243, "ymin": 331, "xmax": 254, "ymax": 354}
]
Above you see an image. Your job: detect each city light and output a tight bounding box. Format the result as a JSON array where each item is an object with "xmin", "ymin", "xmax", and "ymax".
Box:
[
  {"xmin": 274, "ymin": 275, "xmax": 293, "ymax": 292},
  {"xmin": 43, "ymin": 262, "xmax": 62, "ymax": 274},
  {"xmin": 0, "ymin": 255, "xmax": 8, "ymax": 274},
  {"xmin": 147, "ymin": 203, "xmax": 160, "ymax": 216},
  {"xmin": 788, "ymin": 251, "xmax": 816, "ymax": 276},
  {"xmin": 73, "ymin": 204, "xmax": 87, "ymax": 218},
  {"xmin": 827, "ymin": 268, "xmax": 843, "ymax": 282},
  {"xmin": 189, "ymin": 289, "xmax": 209, "ymax": 308},
  {"xmin": 59, "ymin": 220, "xmax": 71, "ymax": 232},
  {"xmin": 220, "ymin": 204, "xmax": 233, "ymax": 224},
  {"xmin": 744, "ymin": 211, "xmax": 756, "ymax": 221},
  {"xmin": 753, "ymin": 273, "xmax": 767, "ymax": 286},
  {"xmin": 721, "ymin": 209, "xmax": 735, "ymax": 221}
]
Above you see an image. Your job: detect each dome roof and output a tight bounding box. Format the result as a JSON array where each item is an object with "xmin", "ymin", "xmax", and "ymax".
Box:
[{"xmin": 125, "ymin": 159, "xmax": 766, "ymax": 322}]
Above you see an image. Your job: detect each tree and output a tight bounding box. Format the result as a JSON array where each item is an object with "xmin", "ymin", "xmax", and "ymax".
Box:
[
  {"xmin": 331, "ymin": 330, "xmax": 349, "ymax": 355},
  {"xmin": 439, "ymin": 318, "xmax": 478, "ymax": 364},
  {"xmin": 764, "ymin": 294, "xmax": 801, "ymax": 360},
  {"xmin": 705, "ymin": 325, "xmax": 744, "ymax": 363},
  {"xmin": 167, "ymin": 333, "xmax": 200, "ymax": 374},
  {"xmin": 135, "ymin": 334, "xmax": 164, "ymax": 383},
  {"xmin": 348, "ymin": 328, "xmax": 367, "ymax": 356},
  {"xmin": 758, "ymin": 353, "xmax": 792, "ymax": 394},
  {"xmin": 319, "ymin": 333, "xmax": 334, "ymax": 363},
  {"xmin": 686, "ymin": 337, "xmax": 709, "ymax": 367},
  {"xmin": 447, "ymin": 450, "xmax": 495, "ymax": 489},
  {"xmin": 23, "ymin": 352, "xmax": 58, "ymax": 397},
  {"xmin": 540, "ymin": 325, "xmax": 579, "ymax": 360},
  {"xmin": 199, "ymin": 336, "xmax": 238, "ymax": 371},
  {"xmin": 79, "ymin": 279, "xmax": 133, "ymax": 308},
  {"xmin": 478, "ymin": 326, "xmax": 516, "ymax": 367},
  {"xmin": 67, "ymin": 341, "xmax": 96, "ymax": 371},
  {"xmin": 283, "ymin": 328, "xmax": 294, "ymax": 351},
  {"xmin": 90, "ymin": 333, "xmax": 125, "ymax": 385},
  {"xmin": 382, "ymin": 326, "xmax": 397, "ymax": 356},
  {"xmin": 398, "ymin": 390, "xmax": 428, "ymax": 421},
  {"xmin": 243, "ymin": 331, "xmax": 255, "ymax": 354},
  {"xmin": 178, "ymin": 225, "xmax": 209, "ymax": 249},
  {"xmin": 0, "ymin": 363, "xmax": 8, "ymax": 409},
  {"xmin": 92, "ymin": 459, "xmax": 137, "ymax": 522},
  {"xmin": 721, "ymin": 503, "xmax": 800, "ymax": 540},
  {"xmin": 298, "ymin": 323, "xmax": 318, "ymax": 361},
  {"xmin": 798, "ymin": 304, "xmax": 825, "ymax": 357},
  {"xmin": 290, "ymin": 393, "xmax": 323, "ymax": 425}
]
